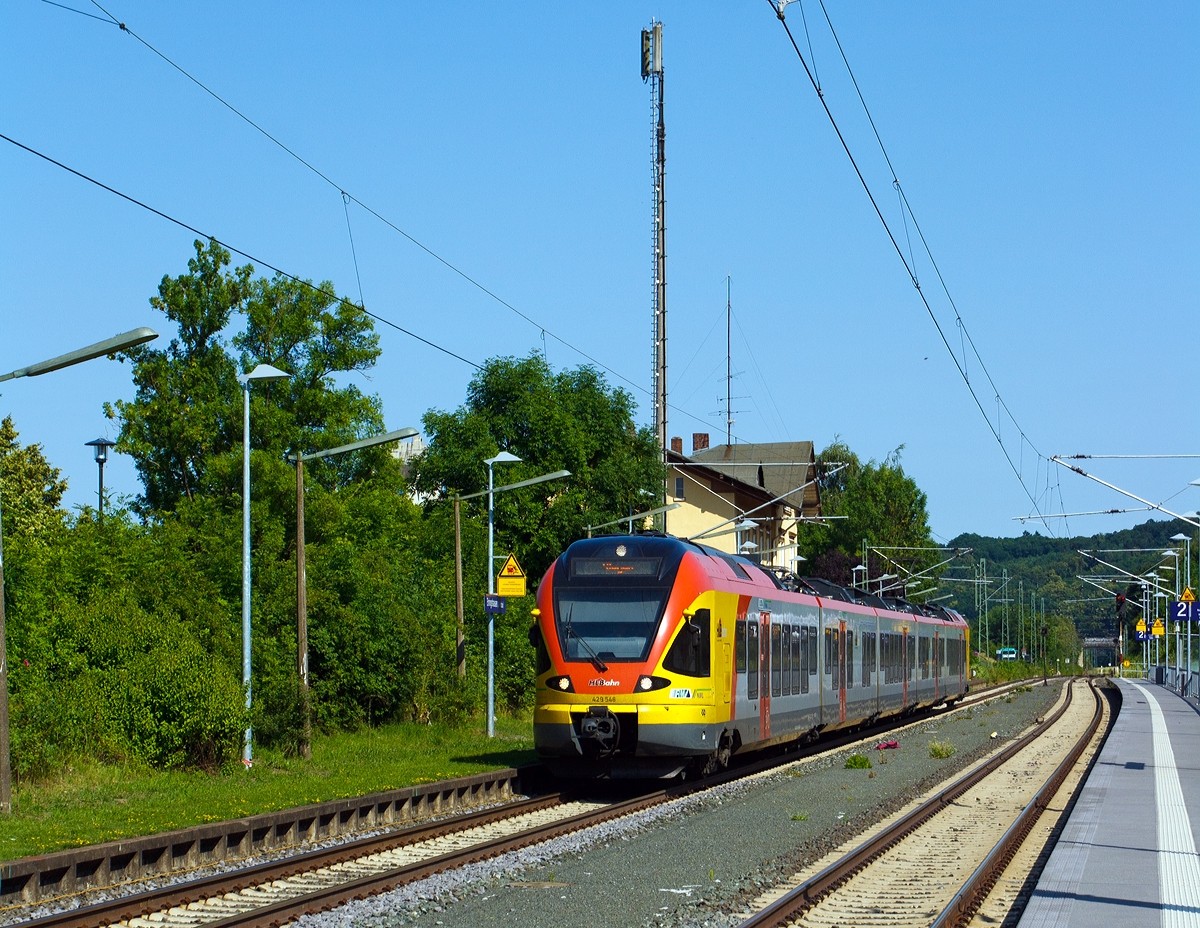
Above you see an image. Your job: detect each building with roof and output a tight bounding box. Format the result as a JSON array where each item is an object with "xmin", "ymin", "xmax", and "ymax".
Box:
[{"xmin": 665, "ymin": 432, "xmax": 821, "ymax": 569}]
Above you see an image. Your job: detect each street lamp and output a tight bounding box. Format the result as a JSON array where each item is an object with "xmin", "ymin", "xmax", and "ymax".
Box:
[
  {"xmin": 0, "ymin": 327, "xmax": 159, "ymax": 813},
  {"xmin": 450, "ymin": 458, "xmax": 570, "ymax": 737},
  {"xmin": 1171, "ymin": 531, "xmax": 1192, "ymax": 697},
  {"xmin": 852, "ymin": 564, "xmax": 867, "ymax": 590},
  {"xmin": 876, "ymin": 573, "xmax": 898, "ymax": 595},
  {"xmin": 1163, "ymin": 549, "xmax": 1181, "ymax": 687},
  {"xmin": 286, "ymin": 427, "xmax": 418, "ymax": 759},
  {"xmin": 84, "ymin": 437, "xmax": 117, "ymax": 522},
  {"xmin": 240, "ymin": 363, "xmax": 290, "ymax": 766},
  {"xmin": 485, "ymin": 451, "xmax": 520, "ymax": 738}
]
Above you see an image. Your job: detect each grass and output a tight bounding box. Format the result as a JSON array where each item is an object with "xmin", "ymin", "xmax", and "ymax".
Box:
[{"xmin": 0, "ymin": 714, "xmax": 535, "ymax": 861}]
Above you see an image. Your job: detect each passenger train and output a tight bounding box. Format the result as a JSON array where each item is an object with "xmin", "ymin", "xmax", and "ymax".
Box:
[{"xmin": 532, "ymin": 533, "xmax": 969, "ymax": 778}]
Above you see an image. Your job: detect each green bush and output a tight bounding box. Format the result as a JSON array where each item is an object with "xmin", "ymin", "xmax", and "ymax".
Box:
[
  {"xmin": 11, "ymin": 591, "xmax": 246, "ymax": 775},
  {"xmin": 845, "ymin": 753, "xmax": 873, "ymax": 769}
]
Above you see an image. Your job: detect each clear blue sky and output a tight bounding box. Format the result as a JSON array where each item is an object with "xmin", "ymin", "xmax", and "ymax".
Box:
[{"xmin": 3, "ymin": 2, "xmax": 1197, "ymax": 542}]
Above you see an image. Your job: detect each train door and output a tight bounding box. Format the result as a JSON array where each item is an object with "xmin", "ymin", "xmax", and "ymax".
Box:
[
  {"xmin": 933, "ymin": 631, "xmax": 941, "ymax": 701},
  {"xmin": 721, "ymin": 626, "xmax": 732, "ymax": 708},
  {"xmin": 759, "ymin": 612, "xmax": 771, "ymax": 739},
  {"xmin": 901, "ymin": 627, "xmax": 910, "ymax": 708},
  {"xmin": 837, "ymin": 619, "xmax": 847, "ymax": 723}
]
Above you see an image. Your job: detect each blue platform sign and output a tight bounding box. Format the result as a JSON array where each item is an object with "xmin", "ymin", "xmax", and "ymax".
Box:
[
  {"xmin": 1170, "ymin": 600, "xmax": 1196, "ymax": 623},
  {"xmin": 484, "ymin": 594, "xmax": 506, "ymax": 614}
]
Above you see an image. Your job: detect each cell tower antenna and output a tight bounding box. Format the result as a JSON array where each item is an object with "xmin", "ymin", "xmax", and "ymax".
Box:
[
  {"xmin": 641, "ymin": 21, "xmax": 667, "ymax": 526},
  {"xmin": 726, "ymin": 276, "xmax": 733, "ymax": 446}
]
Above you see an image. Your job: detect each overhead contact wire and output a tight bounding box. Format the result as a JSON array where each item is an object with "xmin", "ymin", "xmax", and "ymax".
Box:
[
  {"xmin": 78, "ymin": 0, "xmax": 648, "ymax": 404},
  {"xmin": 1, "ymin": 133, "xmax": 480, "ymax": 371},
  {"xmin": 769, "ymin": 0, "xmax": 1052, "ymax": 532}
]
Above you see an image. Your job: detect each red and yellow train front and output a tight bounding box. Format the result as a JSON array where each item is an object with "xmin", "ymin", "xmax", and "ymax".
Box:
[{"xmin": 532, "ymin": 535, "xmax": 735, "ymax": 778}]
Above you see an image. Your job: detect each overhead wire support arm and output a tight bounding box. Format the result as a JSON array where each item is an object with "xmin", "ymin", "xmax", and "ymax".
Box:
[{"xmin": 1050, "ymin": 456, "xmax": 1200, "ymax": 529}]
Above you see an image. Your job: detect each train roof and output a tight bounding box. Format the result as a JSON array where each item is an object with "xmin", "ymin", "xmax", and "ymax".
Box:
[{"xmin": 570, "ymin": 533, "xmax": 967, "ymax": 626}]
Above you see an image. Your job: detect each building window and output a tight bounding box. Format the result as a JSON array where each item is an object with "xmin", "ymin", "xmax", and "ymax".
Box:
[{"xmin": 674, "ymin": 476, "xmax": 685, "ymax": 500}]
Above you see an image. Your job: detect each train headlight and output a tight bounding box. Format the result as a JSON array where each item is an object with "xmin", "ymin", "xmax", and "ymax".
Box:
[
  {"xmin": 547, "ymin": 675, "xmax": 574, "ymax": 692},
  {"xmin": 636, "ymin": 675, "xmax": 670, "ymax": 692}
]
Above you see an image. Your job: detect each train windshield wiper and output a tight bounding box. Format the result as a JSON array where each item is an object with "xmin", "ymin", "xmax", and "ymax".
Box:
[{"xmin": 564, "ymin": 608, "xmax": 608, "ymax": 673}]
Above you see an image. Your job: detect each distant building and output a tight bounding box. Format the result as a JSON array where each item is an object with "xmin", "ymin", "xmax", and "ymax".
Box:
[
  {"xmin": 665, "ymin": 433, "xmax": 821, "ymax": 569},
  {"xmin": 391, "ymin": 433, "xmax": 432, "ymax": 504}
]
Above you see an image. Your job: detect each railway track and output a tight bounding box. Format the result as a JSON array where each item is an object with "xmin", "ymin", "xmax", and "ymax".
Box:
[
  {"xmin": 733, "ymin": 677, "xmax": 1110, "ymax": 928},
  {"xmin": 19, "ymin": 793, "xmax": 593, "ymax": 928},
  {"xmin": 4, "ymin": 679, "xmax": 1037, "ymax": 928}
]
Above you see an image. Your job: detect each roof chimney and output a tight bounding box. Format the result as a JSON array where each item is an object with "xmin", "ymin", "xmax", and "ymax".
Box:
[
  {"xmin": 692, "ymin": 432, "xmax": 710, "ymax": 453},
  {"xmin": 670, "ymin": 436, "xmax": 683, "ymax": 454}
]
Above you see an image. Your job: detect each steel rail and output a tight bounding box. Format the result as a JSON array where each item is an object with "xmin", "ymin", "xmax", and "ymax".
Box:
[
  {"xmin": 737, "ymin": 679, "xmax": 1093, "ymax": 928},
  {"xmin": 931, "ymin": 678, "xmax": 1110, "ymax": 927},
  {"xmin": 16, "ymin": 792, "xmax": 566, "ymax": 928}
]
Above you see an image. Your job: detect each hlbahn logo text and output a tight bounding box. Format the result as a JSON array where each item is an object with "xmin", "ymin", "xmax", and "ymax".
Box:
[{"xmin": 589, "ymin": 678, "xmax": 620, "ymax": 687}]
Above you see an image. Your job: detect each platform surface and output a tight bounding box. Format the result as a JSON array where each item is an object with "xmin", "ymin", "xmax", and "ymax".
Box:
[{"xmin": 1018, "ymin": 678, "xmax": 1200, "ymax": 928}]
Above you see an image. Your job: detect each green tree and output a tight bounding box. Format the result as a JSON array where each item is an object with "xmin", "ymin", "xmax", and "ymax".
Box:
[
  {"xmin": 105, "ymin": 239, "xmax": 249, "ymax": 512},
  {"xmin": 0, "ymin": 416, "xmax": 68, "ymax": 541},
  {"xmin": 415, "ymin": 353, "xmax": 663, "ymax": 580},
  {"xmin": 799, "ymin": 439, "xmax": 934, "ymax": 584},
  {"xmin": 100, "ymin": 239, "xmax": 414, "ymax": 747},
  {"xmin": 106, "ymin": 238, "xmax": 385, "ymax": 514}
]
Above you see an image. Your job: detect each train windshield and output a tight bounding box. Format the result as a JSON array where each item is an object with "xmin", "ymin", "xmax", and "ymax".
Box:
[
  {"xmin": 552, "ymin": 540, "xmax": 683, "ymax": 663},
  {"xmin": 555, "ymin": 589, "xmax": 669, "ymax": 662}
]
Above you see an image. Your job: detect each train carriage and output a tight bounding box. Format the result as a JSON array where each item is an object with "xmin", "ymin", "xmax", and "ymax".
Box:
[{"xmin": 533, "ymin": 533, "xmax": 968, "ymax": 779}]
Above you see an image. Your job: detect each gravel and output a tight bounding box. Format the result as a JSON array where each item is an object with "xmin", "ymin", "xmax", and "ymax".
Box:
[{"xmin": 293, "ymin": 683, "xmax": 1064, "ymax": 928}]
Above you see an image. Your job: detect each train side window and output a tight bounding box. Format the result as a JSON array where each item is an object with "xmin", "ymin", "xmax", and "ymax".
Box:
[
  {"xmin": 790, "ymin": 627, "xmax": 801, "ymax": 693},
  {"xmin": 806, "ymin": 624, "xmax": 817, "ymax": 682},
  {"xmin": 846, "ymin": 630, "xmax": 854, "ymax": 687},
  {"xmin": 862, "ymin": 631, "xmax": 872, "ymax": 687},
  {"xmin": 664, "ymin": 608, "xmax": 711, "ymax": 678},
  {"xmin": 747, "ymin": 621, "xmax": 759, "ymax": 700},
  {"xmin": 780, "ymin": 623, "xmax": 792, "ymax": 696},
  {"xmin": 736, "ymin": 620, "xmax": 747, "ymax": 674},
  {"xmin": 771, "ymin": 623, "xmax": 783, "ymax": 697},
  {"xmin": 799, "ymin": 625, "xmax": 809, "ymax": 693},
  {"xmin": 824, "ymin": 627, "xmax": 833, "ymax": 676}
]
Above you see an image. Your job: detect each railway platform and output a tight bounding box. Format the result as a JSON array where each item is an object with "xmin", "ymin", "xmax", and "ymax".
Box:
[{"xmin": 1017, "ymin": 677, "xmax": 1200, "ymax": 927}]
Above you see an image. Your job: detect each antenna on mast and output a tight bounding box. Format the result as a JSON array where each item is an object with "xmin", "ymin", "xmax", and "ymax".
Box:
[{"xmin": 642, "ymin": 21, "xmax": 667, "ymax": 528}]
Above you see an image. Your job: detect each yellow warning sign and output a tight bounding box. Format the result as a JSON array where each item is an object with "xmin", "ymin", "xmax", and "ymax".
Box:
[
  {"xmin": 1152, "ymin": 619, "xmax": 1166, "ymax": 637},
  {"xmin": 496, "ymin": 553, "xmax": 527, "ymax": 597},
  {"xmin": 1182, "ymin": 587, "xmax": 1196, "ymax": 604},
  {"xmin": 1136, "ymin": 618, "xmax": 1147, "ymax": 633}
]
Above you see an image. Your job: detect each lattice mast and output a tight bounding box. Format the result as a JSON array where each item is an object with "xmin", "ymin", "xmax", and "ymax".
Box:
[{"xmin": 642, "ymin": 22, "xmax": 667, "ymax": 475}]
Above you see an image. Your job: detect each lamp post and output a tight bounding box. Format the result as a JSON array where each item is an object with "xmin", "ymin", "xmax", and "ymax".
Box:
[
  {"xmin": 485, "ymin": 452, "xmax": 520, "ymax": 738},
  {"xmin": 1171, "ymin": 530, "xmax": 1192, "ymax": 697},
  {"xmin": 1162, "ymin": 549, "xmax": 1181, "ymax": 688},
  {"xmin": 852, "ymin": 564, "xmax": 866, "ymax": 591},
  {"xmin": 84, "ymin": 437, "xmax": 116, "ymax": 522},
  {"xmin": 0, "ymin": 327, "xmax": 159, "ymax": 812},
  {"xmin": 240, "ymin": 363, "xmax": 290, "ymax": 766},
  {"xmin": 286, "ymin": 427, "xmax": 418, "ymax": 759},
  {"xmin": 452, "ymin": 460, "xmax": 570, "ymax": 737},
  {"xmin": 876, "ymin": 573, "xmax": 898, "ymax": 595}
]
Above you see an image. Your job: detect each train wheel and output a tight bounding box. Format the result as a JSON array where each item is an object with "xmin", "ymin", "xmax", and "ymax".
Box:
[{"xmin": 688, "ymin": 733, "xmax": 733, "ymax": 779}]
